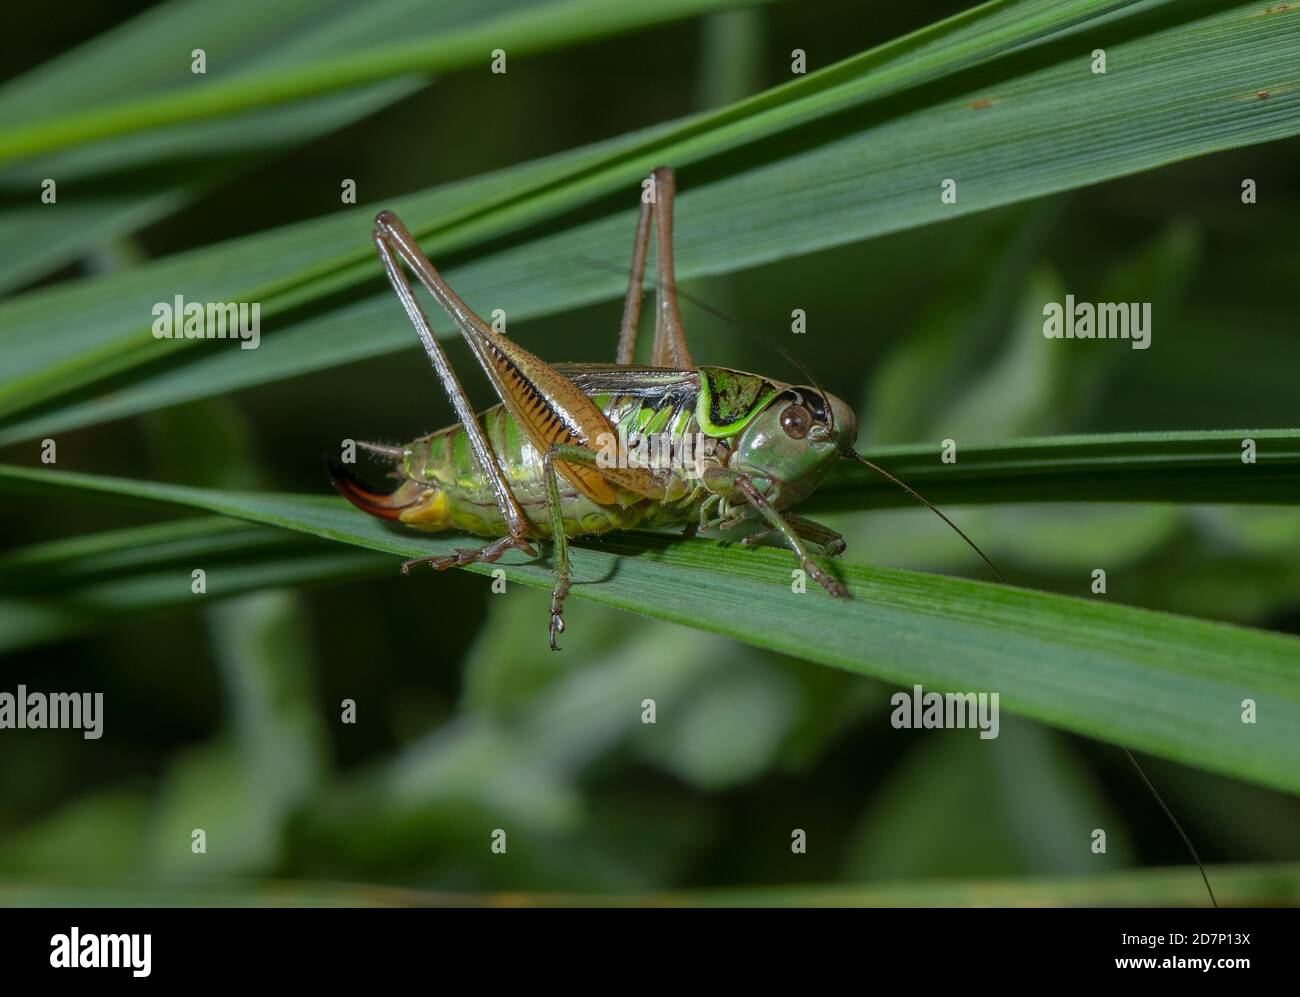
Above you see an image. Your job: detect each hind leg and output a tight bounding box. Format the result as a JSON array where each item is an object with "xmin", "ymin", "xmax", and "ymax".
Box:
[
  {"xmin": 400, "ymin": 535, "xmax": 528, "ymax": 575},
  {"xmin": 372, "ymin": 216, "xmax": 537, "ymax": 562},
  {"xmin": 614, "ymin": 166, "xmax": 694, "ymax": 370}
]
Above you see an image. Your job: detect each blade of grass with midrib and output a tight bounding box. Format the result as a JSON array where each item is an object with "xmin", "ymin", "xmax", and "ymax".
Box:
[
  {"xmin": 0, "ymin": 517, "xmax": 388, "ymax": 652},
  {"xmin": 2, "ymin": 460, "xmax": 1297, "ymax": 794},
  {"xmin": 0, "ymin": 0, "xmax": 771, "ymax": 165},
  {"xmin": 808, "ymin": 430, "xmax": 1300, "ymax": 511}
]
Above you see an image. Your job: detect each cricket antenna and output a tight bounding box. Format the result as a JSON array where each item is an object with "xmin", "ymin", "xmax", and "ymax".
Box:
[
  {"xmin": 846, "ymin": 447, "xmax": 1217, "ymax": 907},
  {"xmin": 844, "ymin": 448, "xmax": 1006, "ymax": 584}
]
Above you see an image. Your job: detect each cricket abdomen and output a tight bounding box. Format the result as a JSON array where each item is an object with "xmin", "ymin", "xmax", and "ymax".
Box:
[
  {"xmin": 397, "ymin": 416, "xmax": 636, "ymax": 538},
  {"xmin": 331, "ymin": 367, "xmax": 717, "ymax": 539},
  {"xmin": 395, "ymin": 416, "xmax": 671, "ymax": 541}
]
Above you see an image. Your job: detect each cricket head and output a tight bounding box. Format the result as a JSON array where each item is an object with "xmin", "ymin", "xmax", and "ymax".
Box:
[{"xmin": 726, "ymin": 383, "xmax": 857, "ymax": 510}]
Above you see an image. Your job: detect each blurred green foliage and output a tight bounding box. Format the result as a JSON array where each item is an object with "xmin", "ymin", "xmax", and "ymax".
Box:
[{"xmin": 1, "ymin": 0, "xmax": 1299, "ymax": 904}]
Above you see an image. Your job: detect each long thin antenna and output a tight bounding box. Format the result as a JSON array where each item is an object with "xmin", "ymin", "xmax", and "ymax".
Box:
[{"xmin": 845, "ymin": 449, "xmax": 1006, "ymax": 584}]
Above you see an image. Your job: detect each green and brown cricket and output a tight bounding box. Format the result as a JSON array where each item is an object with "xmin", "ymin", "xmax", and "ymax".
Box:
[
  {"xmin": 329, "ymin": 167, "xmax": 1001, "ymax": 650},
  {"xmin": 326, "ymin": 177, "xmax": 1216, "ymax": 905}
]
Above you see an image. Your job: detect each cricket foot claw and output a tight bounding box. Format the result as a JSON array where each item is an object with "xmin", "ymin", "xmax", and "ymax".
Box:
[
  {"xmin": 549, "ymin": 575, "xmax": 571, "ymax": 652},
  {"xmin": 806, "ymin": 561, "xmax": 850, "ymax": 599},
  {"xmin": 495, "ymin": 535, "xmax": 538, "ymax": 561}
]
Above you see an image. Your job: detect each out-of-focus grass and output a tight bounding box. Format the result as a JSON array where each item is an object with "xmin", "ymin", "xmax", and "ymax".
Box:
[
  {"xmin": 4, "ymin": 459, "xmax": 1300, "ymax": 794},
  {"xmin": 4, "ymin": 862, "xmax": 1298, "ymax": 907},
  {"xmin": 2, "ymin": 0, "xmax": 1299, "ymax": 906}
]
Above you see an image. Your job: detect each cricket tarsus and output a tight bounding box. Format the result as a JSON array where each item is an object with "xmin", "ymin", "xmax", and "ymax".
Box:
[{"xmin": 400, "ymin": 534, "xmax": 536, "ymax": 575}]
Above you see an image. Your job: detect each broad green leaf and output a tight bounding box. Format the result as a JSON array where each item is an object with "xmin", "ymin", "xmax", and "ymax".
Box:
[
  {"xmin": 6, "ymin": 1, "xmax": 1298, "ymax": 439},
  {"xmin": 4, "ymin": 424, "xmax": 1295, "ymax": 646},
  {"xmin": 2, "ymin": 461, "xmax": 1298, "ymax": 794}
]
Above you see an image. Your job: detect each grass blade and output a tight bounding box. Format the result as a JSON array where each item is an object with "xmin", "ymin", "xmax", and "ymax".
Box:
[
  {"xmin": 0, "ymin": 0, "xmax": 765, "ymax": 166},
  {"xmin": 810, "ymin": 429, "xmax": 1300, "ymax": 511},
  {"xmin": 0, "ymin": 517, "xmax": 387, "ymax": 652},
  {"xmin": 3, "ymin": 460, "xmax": 1298, "ymax": 793}
]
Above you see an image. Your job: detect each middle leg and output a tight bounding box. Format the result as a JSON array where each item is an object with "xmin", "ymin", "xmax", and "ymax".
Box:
[
  {"xmin": 372, "ymin": 216, "xmax": 537, "ymax": 570},
  {"xmin": 541, "ymin": 442, "xmax": 626, "ymax": 650}
]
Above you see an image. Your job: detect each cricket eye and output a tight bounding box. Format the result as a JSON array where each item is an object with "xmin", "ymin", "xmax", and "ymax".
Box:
[{"xmin": 779, "ymin": 404, "xmax": 811, "ymax": 439}]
